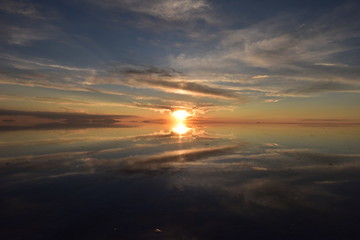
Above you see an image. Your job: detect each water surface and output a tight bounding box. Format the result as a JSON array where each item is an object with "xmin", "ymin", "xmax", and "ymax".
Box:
[{"xmin": 1, "ymin": 124, "xmax": 359, "ymax": 239}]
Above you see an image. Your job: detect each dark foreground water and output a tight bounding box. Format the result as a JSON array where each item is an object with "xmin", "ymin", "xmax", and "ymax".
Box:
[{"xmin": 1, "ymin": 124, "xmax": 359, "ymax": 240}]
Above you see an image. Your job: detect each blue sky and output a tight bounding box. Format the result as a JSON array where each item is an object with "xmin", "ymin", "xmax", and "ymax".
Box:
[{"xmin": 0, "ymin": 0, "xmax": 359, "ymax": 121}]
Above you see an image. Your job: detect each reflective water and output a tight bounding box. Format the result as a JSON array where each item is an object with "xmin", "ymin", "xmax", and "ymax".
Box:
[{"xmin": 1, "ymin": 124, "xmax": 359, "ymax": 239}]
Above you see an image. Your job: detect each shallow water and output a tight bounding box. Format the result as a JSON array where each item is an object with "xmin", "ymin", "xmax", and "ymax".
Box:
[{"xmin": 1, "ymin": 124, "xmax": 359, "ymax": 239}]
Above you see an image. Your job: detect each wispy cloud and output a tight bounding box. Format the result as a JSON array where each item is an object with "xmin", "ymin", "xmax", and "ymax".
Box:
[
  {"xmin": 168, "ymin": 4, "xmax": 360, "ymax": 97},
  {"xmin": 279, "ymin": 81, "xmax": 360, "ymax": 96},
  {"xmin": 0, "ymin": 0, "xmax": 44, "ymax": 19},
  {"xmin": 224, "ymin": 6, "xmax": 359, "ymax": 70},
  {"xmin": 0, "ymin": 54, "xmax": 90, "ymax": 71},
  {"xmin": 0, "ymin": 52, "xmax": 240, "ymax": 115},
  {"xmin": 0, "ymin": 24, "xmax": 54, "ymax": 45},
  {"xmin": 264, "ymin": 99, "xmax": 280, "ymax": 103},
  {"xmin": 88, "ymin": 0, "xmax": 212, "ymax": 22},
  {"xmin": 0, "ymin": 0, "xmax": 56, "ymax": 45},
  {"xmin": 252, "ymin": 75, "xmax": 269, "ymax": 79},
  {"xmin": 106, "ymin": 66, "xmax": 246, "ymax": 101},
  {"xmin": 0, "ymin": 94, "xmax": 91, "ymax": 105},
  {"xmin": 1, "ymin": 1, "xmax": 358, "ymax": 114},
  {"xmin": 314, "ymin": 62, "xmax": 349, "ymax": 67}
]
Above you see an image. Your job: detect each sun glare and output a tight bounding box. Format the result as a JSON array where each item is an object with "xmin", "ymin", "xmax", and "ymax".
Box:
[
  {"xmin": 172, "ymin": 110, "xmax": 191, "ymax": 121},
  {"xmin": 172, "ymin": 122, "xmax": 190, "ymax": 135}
]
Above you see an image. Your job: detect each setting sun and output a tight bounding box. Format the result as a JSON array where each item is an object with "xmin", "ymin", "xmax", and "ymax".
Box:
[{"xmin": 172, "ymin": 110, "xmax": 191, "ymax": 121}]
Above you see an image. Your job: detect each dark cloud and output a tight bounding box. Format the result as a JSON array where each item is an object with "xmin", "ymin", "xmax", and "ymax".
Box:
[
  {"xmin": 0, "ymin": 109, "xmax": 136, "ymax": 120},
  {"xmin": 122, "ymin": 66, "xmax": 182, "ymax": 77},
  {"xmin": 301, "ymin": 118, "xmax": 347, "ymax": 122},
  {"xmin": 0, "ymin": 109, "xmax": 139, "ymax": 130},
  {"xmin": 280, "ymin": 81, "xmax": 357, "ymax": 95},
  {"xmin": 0, "ymin": 121, "xmax": 138, "ymax": 131},
  {"xmin": 132, "ymin": 102, "xmax": 174, "ymax": 113}
]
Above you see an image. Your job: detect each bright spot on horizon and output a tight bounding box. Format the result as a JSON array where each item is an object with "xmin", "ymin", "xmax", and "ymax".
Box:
[
  {"xmin": 172, "ymin": 110, "xmax": 191, "ymax": 121},
  {"xmin": 172, "ymin": 122, "xmax": 190, "ymax": 135}
]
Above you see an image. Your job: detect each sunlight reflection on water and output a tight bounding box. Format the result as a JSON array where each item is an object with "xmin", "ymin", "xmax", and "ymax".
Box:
[
  {"xmin": 0, "ymin": 124, "xmax": 359, "ymax": 239},
  {"xmin": 172, "ymin": 122, "xmax": 191, "ymax": 135}
]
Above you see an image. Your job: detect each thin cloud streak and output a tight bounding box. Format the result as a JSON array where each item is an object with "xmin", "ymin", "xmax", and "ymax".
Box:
[
  {"xmin": 87, "ymin": 0, "xmax": 212, "ymax": 22},
  {"xmin": 168, "ymin": 4, "xmax": 360, "ymax": 97},
  {"xmin": 0, "ymin": 24, "xmax": 54, "ymax": 45},
  {"xmin": 0, "ymin": 0, "xmax": 44, "ymax": 19},
  {"xmin": 0, "ymin": 1, "xmax": 358, "ymax": 118},
  {"xmin": 111, "ymin": 66, "xmax": 246, "ymax": 101},
  {"xmin": 280, "ymin": 81, "xmax": 360, "ymax": 95},
  {"xmin": 0, "ymin": 53, "xmax": 242, "ymax": 114}
]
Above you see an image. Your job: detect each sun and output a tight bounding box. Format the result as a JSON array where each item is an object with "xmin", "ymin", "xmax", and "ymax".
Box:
[{"xmin": 172, "ymin": 110, "xmax": 191, "ymax": 121}]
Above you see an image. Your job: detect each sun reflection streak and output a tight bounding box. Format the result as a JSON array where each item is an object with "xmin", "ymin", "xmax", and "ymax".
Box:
[{"xmin": 172, "ymin": 122, "xmax": 190, "ymax": 135}]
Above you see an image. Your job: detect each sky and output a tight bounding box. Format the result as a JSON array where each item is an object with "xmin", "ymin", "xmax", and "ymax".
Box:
[{"xmin": 0, "ymin": 0, "xmax": 359, "ymax": 123}]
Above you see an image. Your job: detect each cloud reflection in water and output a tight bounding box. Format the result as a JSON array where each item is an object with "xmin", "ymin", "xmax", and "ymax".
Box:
[{"xmin": 0, "ymin": 124, "xmax": 359, "ymax": 239}]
